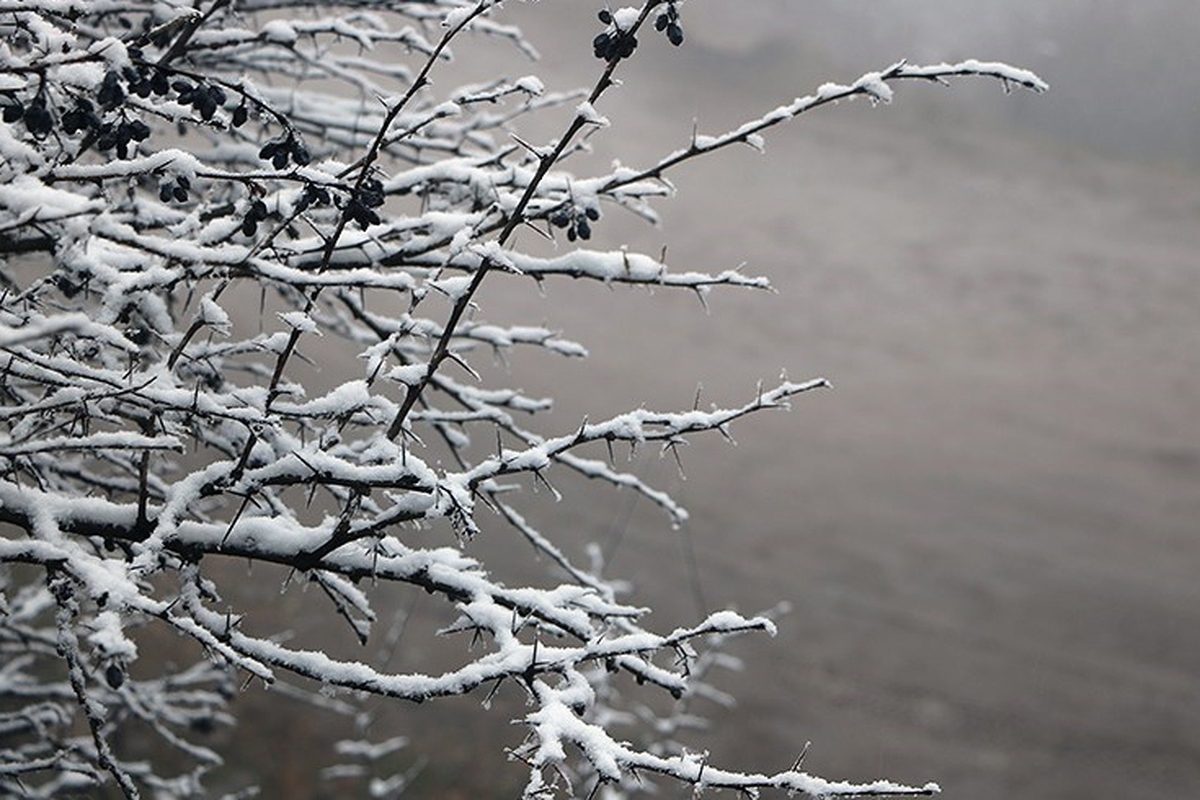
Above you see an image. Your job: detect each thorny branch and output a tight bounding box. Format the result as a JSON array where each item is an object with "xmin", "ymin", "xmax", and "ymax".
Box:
[{"xmin": 0, "ymin": 0, "xmax": 1044, "ymax": 796}]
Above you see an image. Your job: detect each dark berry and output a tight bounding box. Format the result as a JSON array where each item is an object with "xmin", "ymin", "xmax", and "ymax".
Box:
[
  {"xmin": 98, "ymin": 71, "xmax": 125, "ymax": 110},
  {"xmin": 598, "ymin": 9, "xmax": 612, "ymax": 24},
  {"xmin": 55, "ymin": 274, "xmax": 82, "ymax": 298},
  {"xmin": 359, "ymin": 177, "xmax": 385, "ymax": 208},
  {"xmin": 61, "ymin": 109, "xmax": 85, "ymax": 134},
  {"xmin": 24, "ymin": 101, "xmax": 53, "ymax": 137},
  {"xmin": 231, "ymin": 104, "xmax": 248, "ymax": 127},
  {"xmin": 346, "ymin": 198, "xmax": 380, "ymax": 228},
  {"xmin": 311, "ymin": 187, "xmax": 330, "ymax": 206},
  {"xmin": 105, "ymin": 664, "xmax": 125, "ymax": 690},
  {"xmin": 196, "ymin": 94, "xmax": 217, "ymax": 121},
  {"xmin": 4, "ymin": 101, "xmax": 25, "ymax": 123},
  {"xmin": 151, "ymin": 70, "xmax": 170, "ymax": 96},
  {"xmin": 291, "ymin": 140, "xmax": 311, "ymax": 166},
  {"xmin": 129, "ymin": 119, "xmax": 151, "ymax": 140},
  {"xmin": 593, "ymin": 32, "xmax": 611, "ymax": 59}
]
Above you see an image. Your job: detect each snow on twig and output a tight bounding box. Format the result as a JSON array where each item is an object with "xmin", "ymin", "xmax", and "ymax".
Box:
[{"xmin": 1, "ymin": 0, "xmax": 1039, "ymax": 795}]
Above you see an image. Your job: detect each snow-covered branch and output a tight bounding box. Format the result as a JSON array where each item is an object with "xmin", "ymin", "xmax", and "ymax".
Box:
[{"xmin": 1, "ymin": 0, "xmax": 1043, "ymax": 796}]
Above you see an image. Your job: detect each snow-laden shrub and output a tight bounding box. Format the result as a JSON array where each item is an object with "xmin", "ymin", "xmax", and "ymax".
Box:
[{"xmin": 0, "ymin": 1, "xmax": 1044, "ymax": 797}]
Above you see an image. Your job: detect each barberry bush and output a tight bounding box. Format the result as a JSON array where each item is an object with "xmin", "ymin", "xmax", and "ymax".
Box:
[{"xmin": 0, "ymin": 1, "xmax": 1044, "ymax": 797}]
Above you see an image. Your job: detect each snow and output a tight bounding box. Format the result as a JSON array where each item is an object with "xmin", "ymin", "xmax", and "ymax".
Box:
[
  {"xmin": 613, "ymin": 7, "xmax": 641, "ymax": 31},
  {"xmin": 853, "ymin": 71, "xmax": 895, "ymax": 103},
  {"xmin": 1, "ymin": 175, "xmax": 102, "ymax": 218},
  {"xmin": 514, "ymin": 75, "xmax": 545, "ymax": 96},
  {"xmin": 0, "ymin": 313, "xmax": 137, "ymax": 350},
  {"xmin": 261, "ymin": 19, "xmax": 298, "ymax": 45},
  {"xmin": 278, "ymin": 310, "xmax": 321, "ymax": 334},
  {"xmin": 0, "ymin": 4, "xmax": 1045, "ymax": 794},
  {"xmin": 87, "ymin": 611, "xmax": 138, "ymax": 661},
  {"xmin": 385, "ymin": 363, "xmax": 429, "ymax": 387},
  {"xmin": 908, "ymin": 58, "xmax": 1049, "ymax": 92},
  {"xmin": 576, "ymin": 101, "xmax": 611, "ymax": 128},
  {"xmin": 442, "ymin": 6, "xmax": 475, "ymax": 29},
  {"xmin": 199, "ymin": 295, "xmax": 232, "ymax": 336}
]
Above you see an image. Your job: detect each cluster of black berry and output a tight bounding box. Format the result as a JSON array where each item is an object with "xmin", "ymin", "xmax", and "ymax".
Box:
[
  {"xmin": 119, "ymin": 58, "xmax": 171, "ymax": 100},
  {"xmin": 97, "ymin": 71, "xmax": 128, "ymax": 110},
  {"xmin": 241, "ymin": 199, "xmax": 271, "ymax": 236},
  {"xmin": 344, "ymin": 177, "xmax": 386, "ymax": 228},
  {"xmin": 110, "ymin": 58, "xmax": 234, "ymax": 124},
  {"xmin": 172, "ymin": 79, "xmax": 227, "ymax": 122},
  {"xmin": 59, "ymin": 99, "xmax": 101, "ymax": 135},
  {"xmin": 550, "ymin": 204, "xmax": 600, "ymax": 242},
  {"xmin": 2, "ymin": 96, "xmax": 53, "ymax": 137},
  {"xmin": 1, "ymin": 60, "xmax": 244, "ymax": 155},
  {"xmin": 158, "ymin": 176, "xmax": 191, "ymax": 204},
  {"xmin": 293, "ymin": 183, "xmax": 332, "ymax": 214},
  {"xmin": 258, "ymin": 133, "xmax": 312, "ymax": 170},
  {"xmin": 593, "ymin": 9, "xmax": 638, "ymax": 61},
  {"xmin": 58, "ymin": 104, "xmax": 151, "ymax": 158},
  {"xmin": 655, "ymin": 2, "xmax": 684, "ymax": 46},
  {"xmin": 93, "ymin": 117, "xmax": 152, "ymax": 159}
]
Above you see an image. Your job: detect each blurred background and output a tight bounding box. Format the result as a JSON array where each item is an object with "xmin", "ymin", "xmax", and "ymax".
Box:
[{"xmin": 224, "ymin": 3, "xmax": 1200, "ymax": 798}]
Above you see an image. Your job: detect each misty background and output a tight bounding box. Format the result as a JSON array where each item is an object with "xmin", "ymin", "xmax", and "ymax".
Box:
[{"xmin": 216, "ymin": 3, "xmax": 1200, "ymax": 798}]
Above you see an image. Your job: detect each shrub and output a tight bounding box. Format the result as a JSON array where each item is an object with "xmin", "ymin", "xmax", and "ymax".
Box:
[{"xmin": 0, "ymin": 1, "xmax": 1044, "ymax": 796}]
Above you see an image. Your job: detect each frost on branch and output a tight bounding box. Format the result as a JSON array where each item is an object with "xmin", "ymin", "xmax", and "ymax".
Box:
[{"xmin": 0, "ymin": 0, "xmax": 1043, "ymax": 796}]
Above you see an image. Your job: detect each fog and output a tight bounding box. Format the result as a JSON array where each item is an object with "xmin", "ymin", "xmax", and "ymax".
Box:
[
  {"xmin": 416, "ymin": 4, "xmax": 1200, "ymax": 798},
  {"xmin": 687, "ymin": 1, "xmax": 1200, "ymax": 163},
  {"xmin": 208, "ymin": 5, "xmax": 1200, "ymax": 797}
]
